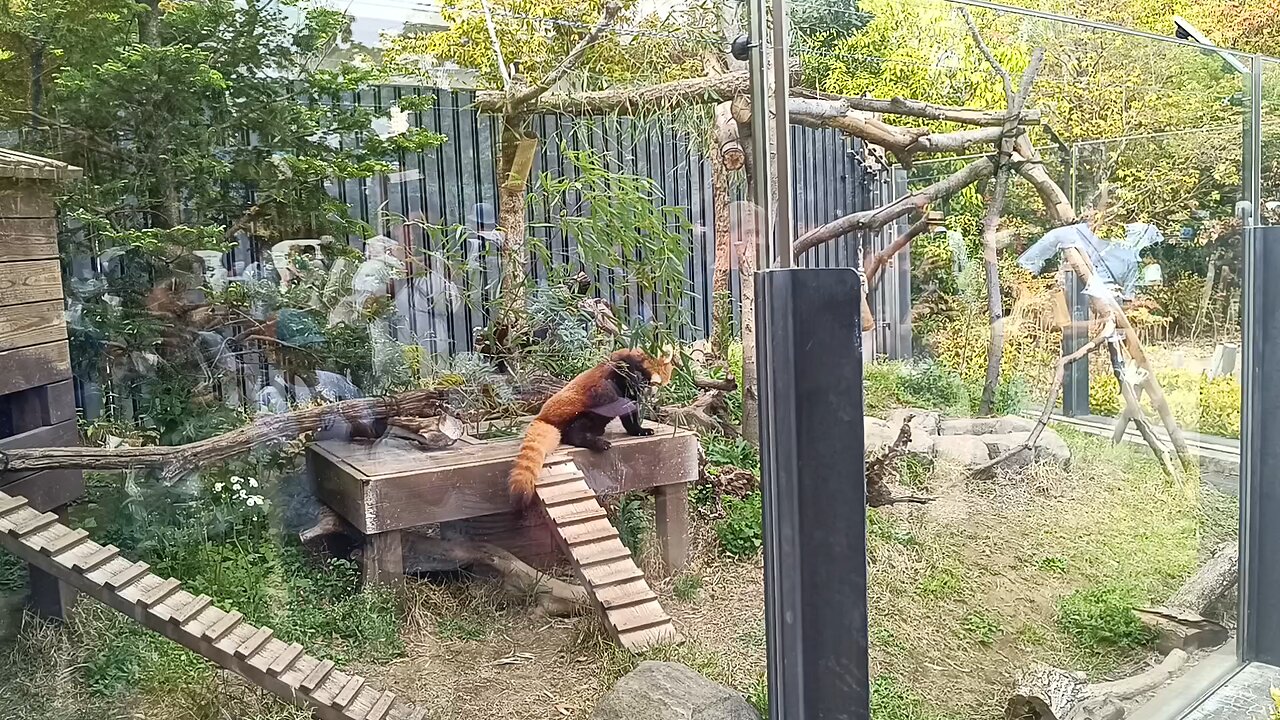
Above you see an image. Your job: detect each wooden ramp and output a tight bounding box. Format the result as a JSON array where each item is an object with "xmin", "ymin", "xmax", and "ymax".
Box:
[
  {"xmin": 0, "ymin": 491, "xmax": 424, "ymax": 720},
  {"xmin": 535, "ymin": 459, "xmax": 680, "ymax": 652}
]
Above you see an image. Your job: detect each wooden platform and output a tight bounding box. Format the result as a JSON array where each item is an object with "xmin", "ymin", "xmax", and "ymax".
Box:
[
  {"xmin": 311, "ymin": 420, "xmax": 696, "ymax": 578},
  {"xmin": 535, "ymin": 459, "xmax": 680, "ymax": 652},
  {"xmin": 0, "ymin": 490, "xmax": 426, "ymax": 720}
]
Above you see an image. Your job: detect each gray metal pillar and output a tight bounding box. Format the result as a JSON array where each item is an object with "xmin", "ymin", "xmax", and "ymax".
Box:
[
  {"xmin": 1240, "ymin": 225, "xmax": 1280, "ymax": 665},
  {"xmin": 1061, "ymin": 270, "xmax": 1091, "ymax": 417},
  {"xmin": 757, "ymin": 267, "xmax": 870, "ymax": 720}
]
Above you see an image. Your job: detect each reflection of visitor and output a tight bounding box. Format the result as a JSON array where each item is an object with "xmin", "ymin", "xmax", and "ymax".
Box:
[{"xmin": 1138, "ymin": 262, "xmax": 1163, "ymax": 287}]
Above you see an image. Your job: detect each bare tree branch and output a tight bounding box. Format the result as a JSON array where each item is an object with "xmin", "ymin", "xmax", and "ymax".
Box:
[
  {"xmin": 960, "ymin": 7, "xmax": 1014, "ymax": 99},
  {"xmin": 791, "ymin": 89, "xmax": 1042, "ymax": 126},
  {"xmin": 978, "ymin": 49, "xmax": 1044, "ymax": 415},
  {"xmin": 793, "ymin": 157, "xmax": 994, "ymax": 256},
  {"xmin": 734, "ymin": 97, "xmax": 1009, "ymax": 166},
  {"xmin": 866, "ymin": 217, "xmax": 930, "ymax": 288},
  {"xmin": 509, "ymin": 1, "xmax": 623, "ymax": 107},
  {"xmin": 0, "ymin": 389, "xmax": 447, "ymax": 482},
  {"xmin": 478, "ymin": 69, "xmax": 756, "ymax": 115}
]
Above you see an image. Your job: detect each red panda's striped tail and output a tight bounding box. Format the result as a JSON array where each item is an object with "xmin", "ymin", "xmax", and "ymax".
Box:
[{"xmin": 508, "ymin": 419, "xmax": 562, "ymax": 508}]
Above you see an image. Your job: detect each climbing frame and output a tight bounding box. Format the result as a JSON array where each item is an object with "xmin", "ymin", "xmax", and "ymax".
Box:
[
  {"xmin": 0, "ymin": 490, "xmax": 425, "ymax": 720},
  {"xmin": 535, "ymin": 458, "xmax": 681, "ymax": 652}
]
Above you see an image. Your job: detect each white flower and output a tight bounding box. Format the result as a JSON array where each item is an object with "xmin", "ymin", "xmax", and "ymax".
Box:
[
  {"xmin": 246, "ymin": 495, "xmax": 265, "ymax": 507},
  {"xmin": 247, "ymin": 478, "xmax": 259, "ymax": 488},
  {"xmin": 213, "ymin": 482, "xmax": 224, "ymax": 492},
  {"xmin": 232, "ymin": 482, "xmax": 242, "ymax": 491},
  {"xmin": 230, "ymin": 476, "xmax": 241, "ymax": 483}
]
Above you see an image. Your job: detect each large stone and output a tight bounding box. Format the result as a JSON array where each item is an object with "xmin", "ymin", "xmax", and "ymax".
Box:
[
  {"xmin": 939, "ymin": 418, "xmax": 998, "ymax": 436},
  {"xmin": 934, "ymin": 435, "xmax": 993, "ymax": 468},
  {"xmin": 887, "ymin": 408, "xmax": 941, "ymax": 437},
  {"xmin": 984, "ymin": 429, "xmax": 1071, "ymax": 469},
  {"xmin": 590, "ymin": 661, "xmax": 761, "ymax": 720},
  {"xmin": 994, "ymin": 416, "xmax": 1038, "ymax": 435},
  {"xmin": 864, "ymin": 418, "xmax": 896, "ymax": 453}
]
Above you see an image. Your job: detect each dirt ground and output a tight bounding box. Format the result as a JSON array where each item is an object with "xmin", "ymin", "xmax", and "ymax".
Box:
[{"xmin": 0, "ymin": 428, "xmax": 1237, "ymax": 720}]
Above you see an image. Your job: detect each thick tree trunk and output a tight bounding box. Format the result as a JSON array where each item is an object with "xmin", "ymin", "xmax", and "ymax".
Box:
[
  {"xmin": 710, "ymin": 103, "xmax": 740, "ymax": 357},
  {"xmin": 497, "ymin": 115, "xmax": 531, "ymax": 320}
]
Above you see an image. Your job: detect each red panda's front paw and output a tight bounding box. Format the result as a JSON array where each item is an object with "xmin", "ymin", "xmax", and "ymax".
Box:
[
  {"xmin": 590, "ymin": 438, "xmax": 613, "ymax": 452},
  {"xmin": 635, "ymin": 427, "xmax": 654, "ymax": 437}
]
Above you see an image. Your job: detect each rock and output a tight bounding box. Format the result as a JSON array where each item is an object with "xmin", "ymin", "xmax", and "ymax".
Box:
[
  {"xmin": 983, "ymin": 434, "xmax": 1036, "ymax": 469},
  {"xmin": 864, "ymin": 418, "xmax": 895, "ymax": 453},
  {"xmin": 934, "ymin": 436, "xmax": 992, "ymax": 468},
  {"xmin": 994, "ymin": 416, "xmax": 1038, "ymax": 435},
  {"xmin": 591, "ymin": 661, "xmax": 761, "ymax": 720},
  {"xmin": 939, "ymin": 418, "xmax": 998, "ymax": 436},
  {"xmin": 1034, "ymin": 429, "xmax": 1071, "ymax": 468},
  {"xmin": 984, "ymin": 429, "xmax": 1071, "ymax": 469},
  {"xmin": 887, "ymin": 408, "xmax": 941, "ymax": 437}
]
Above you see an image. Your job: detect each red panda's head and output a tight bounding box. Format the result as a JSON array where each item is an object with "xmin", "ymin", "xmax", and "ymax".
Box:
[{"xmin": 611, "ymin": 345, "xmax": 680, "ymax": 386}]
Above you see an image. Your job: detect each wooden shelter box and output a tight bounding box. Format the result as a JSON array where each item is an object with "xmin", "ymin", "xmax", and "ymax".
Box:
[
  {"xmin": 0, "ymin": 148, "xmax": 84, "ymax": 619},
  {"xmin": 310, "ymin": 420, "xmax": 698, "ymax": 582}
]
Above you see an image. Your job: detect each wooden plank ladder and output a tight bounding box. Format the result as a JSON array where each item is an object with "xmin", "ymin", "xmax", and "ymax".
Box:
[
  {"xmin": 535, "ymin": 459, "xmax": 681, "ymax": 652},
  {"xmin": 0, "ymin": 491, "xmax": 426, "ymax": 720}
]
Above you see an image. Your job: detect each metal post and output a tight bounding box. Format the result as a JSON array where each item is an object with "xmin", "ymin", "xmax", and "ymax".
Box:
[
  {"xmin": 1061, "ymin": 270, "xmax": 1090, "ymax": 417},
  {"xmin": 1240, "ymin": 225, "xmax": 1280, "ymax": 665},
  {"xmin": 747, "ymin": 0, "xmax": 772, "ymax": 269},
  {"xmin": 1239, "ymin": 54, "xmax": 1273, "ymax": 665},
  {"xmin": 769, "ymin": 0, "xmax": 793, "ymax": 268},
  {"xmin": 1244, "ymin": 56, "xmax": 1263, "ymax": 229},
  {"xmin": 757, "ymin": 268, "xmax": 870, "ymax": 720}
]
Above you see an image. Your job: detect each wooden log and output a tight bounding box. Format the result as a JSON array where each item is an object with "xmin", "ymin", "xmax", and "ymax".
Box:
[
  {"xmin": 383, "ymin": 413, "xmax": 464, "ymax": 450},
  {"xmin": 1135, "ymin": 541, "xmax": 1237, "ymax": 653},
  {"xmin": 0, "ymin": 388, "xmax": 450, "ymax": 480},
  {"xmin": 1004, "ymin": 651, "xmax": 1189, "ymax": 720},
  {"xmin": 659, "ymin": 390, "xmax": 736, "ymax": 436}
]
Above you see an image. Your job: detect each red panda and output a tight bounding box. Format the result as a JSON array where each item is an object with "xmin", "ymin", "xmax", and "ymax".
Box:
[{"xmin": 507, "ymin": 346, "xmax": 679, "ymax": 508}]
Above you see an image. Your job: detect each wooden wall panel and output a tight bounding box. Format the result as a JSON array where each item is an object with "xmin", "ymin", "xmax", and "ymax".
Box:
[
  {"xmin": 0, "ymin": 342, "xmax": 72, "ymax": 397},
  {"xmin": 0, "ymin": 218, "xmax": 57, "ymax": 261},
  {"xmin": 0, "ymin": 300, "xmax": 66, "ymax": 352},
  {"xmin": 0, "ymin": 185, "xmax": 53, "ymax": 218},
  {"xmin": 0, "ymin": 259, "xmax": 62, "ymax": 306}
]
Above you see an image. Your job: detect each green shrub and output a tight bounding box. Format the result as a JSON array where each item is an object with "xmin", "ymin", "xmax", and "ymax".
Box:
[
  {"xmin": 703, "ymin": 433, "xmax": 760, "ymax": 471},
  {"xmin": 1056, "ymin": 583, "xmax": 1154, "ymax": 650},
  {"xmin": 0, "ymin": 552, "xmax": 25, "ymax": 593},
  {"xmin": 612, "ymin": 492, "xmax": 653, "ymax": 555},
  {"xmin": 714, "ymin": 492, "xmax": 763, "ymax": 558}
]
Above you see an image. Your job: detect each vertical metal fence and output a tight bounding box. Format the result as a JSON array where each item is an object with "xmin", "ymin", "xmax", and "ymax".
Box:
[{"xmin": 75, "ymin": 85, "xmax": 896, "ymax": 418}]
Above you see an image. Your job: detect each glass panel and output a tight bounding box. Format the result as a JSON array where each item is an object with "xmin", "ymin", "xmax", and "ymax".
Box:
[
  {"xmin": 0, "ymin": 0, "xmax": 1254, "ymax": 718},
  {"xmin": 779, "ymin": 0, "xmax": 1246, "ymax": 716}
]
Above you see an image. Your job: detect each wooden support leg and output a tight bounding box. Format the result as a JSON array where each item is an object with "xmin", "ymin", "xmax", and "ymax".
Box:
[
  {"xmin": 362, "ymin": 530, "xmax": 404, "ymax": 586},
  {"xmin": 27, "ymin": 505, "xmax": 77, "ymax": 620},
  {"xmin": 654, "ymin": 483, "xmax": 689, "ymax": 573}
]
